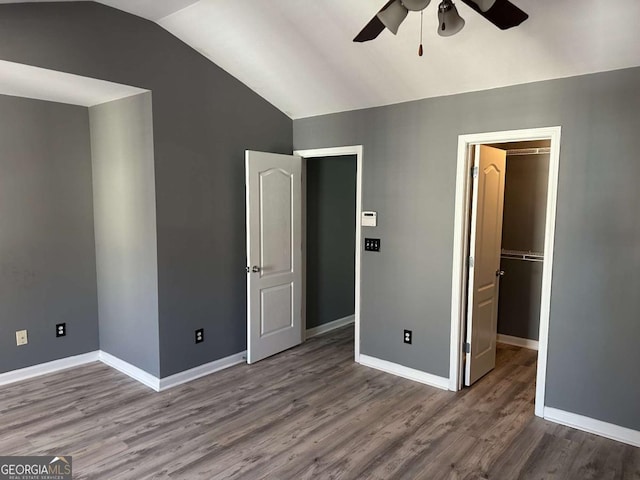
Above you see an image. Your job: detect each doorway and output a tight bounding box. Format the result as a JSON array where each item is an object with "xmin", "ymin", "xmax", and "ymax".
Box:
[
  {"xmin": 449, "ymin": 127, "xmax": 561, "ymax": 418},
  {"xmin": 304, "ymin": 154, "xmax": 357, "ymax": 339},
  {"xmin": 245, "ymin": 146, "xmax": 363, "ymax": 364},
  {"xmin": 296, "ymin": 146, "xmax": 363, "ymax": 362},
  {"xmin": 465, "ymin": 140, "xmax": 551, "ymax": 386}
]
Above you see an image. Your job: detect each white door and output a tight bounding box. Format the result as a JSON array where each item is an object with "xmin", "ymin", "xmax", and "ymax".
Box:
[
  {"xmin": 465, "ymin": 145, "xmax": 507, "ymax": 386},
  {"xmin": 246, "ymin": 151, "xmax": 302, "ymax": 364}
]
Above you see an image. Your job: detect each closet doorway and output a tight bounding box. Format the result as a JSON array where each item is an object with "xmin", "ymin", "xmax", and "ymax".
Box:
[
  {"xmin": 449, "ymin": 127, "xmax": 561, "ymax": 419},
  {"xmin": 465, "ymin": 139, "xmax": 550, "ymax": 386}
]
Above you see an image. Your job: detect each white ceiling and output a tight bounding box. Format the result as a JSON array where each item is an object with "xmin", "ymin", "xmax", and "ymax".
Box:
[
  {"xmin": 0, "ymin": 0, "xmax": 200, "ymax": 20},
  {"xmin": 3, "ymin": 1, "xmax": 640, "ymax": 118},
  {"xmin": 0, "ymin": 60, "xmax": 147, "ymax": 106},
  {"xmin": 95, "ymin": 0, "xmax": 199, "ymax": 21}
]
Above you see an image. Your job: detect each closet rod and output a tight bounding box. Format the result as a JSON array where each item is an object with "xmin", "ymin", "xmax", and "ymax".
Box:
[
  {"xmin": 501, "ymin": 249, "xmax": 544, "ymax": 263},
  {"xmin": 506, "ymin": 147, "xmax": 550, "ymax": 156}
]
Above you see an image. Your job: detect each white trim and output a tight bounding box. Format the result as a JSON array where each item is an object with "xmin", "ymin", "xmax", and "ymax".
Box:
[
  {"xmin": 1, "ymin": 349, "xmax": 249, "ymax": 392},
  {"xmin": 450, "ymin": 142, "xmax": 474, "ymax": 390},
  {"xmin": 449, "ymin": 127, "xmax": 562, "ymax": 420},
  {"xmin": 497, "ymin": 334, "xmax": 539, "ymax": 350},
  {"xmin": 359, "ymin": 354, "xmax": 449, "ymax": 390},
  {"xmin": 305, "ymin": 315, "xmax": 355, "ymax": 339},
  {"xmin": 544, "ymin": 407, "xmax": 640, "ymax": 448},
  {"xmin": 535, "ymin": 128, "xmax": 562, "ymax": 417},
  {"xmin": 98, "ymin": 351, "xmax": 160, "ymax": 392},
  {"xmin": 158, "ymin": 351, "xmax": 246, "ymax": 391},
  {"xmin": 294, "ymin": 145, "xmax": 363, "ymax": 363},
  {"xmin": 0, "ymin": 351, "xmax": 99, "ymax": 386}
]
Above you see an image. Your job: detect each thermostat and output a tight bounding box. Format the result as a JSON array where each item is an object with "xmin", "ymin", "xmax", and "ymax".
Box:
[{"xmin": 361, "ymin": 211, "xmax": 377, "ymax": 227}]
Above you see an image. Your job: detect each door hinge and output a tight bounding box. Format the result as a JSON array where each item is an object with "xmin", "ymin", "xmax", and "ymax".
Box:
[
  {"xmin": 464, "ymin": 342, "xmax": 471, "ymax": 354},
  {"xmin": 468, "ymin": 256, "xmax": 474, "ymax": 268},
  {"xmin": 471, "ymin": 166, "xmax": 479, "ymax": 178}
]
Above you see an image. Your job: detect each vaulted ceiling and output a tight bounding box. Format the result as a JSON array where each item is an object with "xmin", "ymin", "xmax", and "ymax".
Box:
[{"xmin": 3, "ymin": 0, "xmax": 640, "ymax": 118}]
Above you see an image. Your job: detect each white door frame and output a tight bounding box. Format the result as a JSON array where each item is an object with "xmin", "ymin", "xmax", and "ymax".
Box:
[
  {"xmin": 449, "ymin": 127, "xmax": 561, "ymax": 418},
  {"xmin": 294, "ymin": 145, "xmax": 363, "ymax": 362}
]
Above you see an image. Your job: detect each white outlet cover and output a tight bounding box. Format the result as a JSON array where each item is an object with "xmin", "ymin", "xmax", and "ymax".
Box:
[{"xmin": 16, "ymin": 330, "xmax": 28, "ymax": 346}]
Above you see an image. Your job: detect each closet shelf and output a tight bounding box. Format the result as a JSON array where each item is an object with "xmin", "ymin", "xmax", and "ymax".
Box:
[{"xmin": 500, "ymin": 249, "xmax": 544, "ymax": 263}]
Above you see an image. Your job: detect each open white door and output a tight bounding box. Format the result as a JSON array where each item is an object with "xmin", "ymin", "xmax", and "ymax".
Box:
[
  {"xmin": 465, "ymin": 145, "xmax": 507, "ymax": 386},
  {"xmin": 246, "ymin": 151, "xmax": 302, "ymax": 364}
]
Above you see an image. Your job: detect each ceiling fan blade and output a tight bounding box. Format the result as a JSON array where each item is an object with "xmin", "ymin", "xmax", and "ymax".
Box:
[
  {"xmin": 460, "ymin": 0, "xmax": 528, "ymax": 30},
  {"xmin": 353, "ymin": 15, "xmax": 386, "ymax": 42},
  {"xmin": 353, "ymin": 0, "xmax": 395, "ymax": 42}
]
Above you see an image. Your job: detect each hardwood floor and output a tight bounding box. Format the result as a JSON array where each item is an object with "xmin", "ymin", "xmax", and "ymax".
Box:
[{"xmin": 1, "ymin": 326, "xmax": 638, "ymax": 479}]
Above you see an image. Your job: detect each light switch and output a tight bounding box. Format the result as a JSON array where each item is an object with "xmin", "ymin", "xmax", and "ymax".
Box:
[{"xmin": 364, "ymin": 238, "xmax": 380, "ymax": 252}]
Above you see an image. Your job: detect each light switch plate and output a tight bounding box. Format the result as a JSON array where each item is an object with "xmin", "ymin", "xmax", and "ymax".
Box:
[{"xmin": 364, "ymin": 238, "xmax": 381, "ymax": 252}]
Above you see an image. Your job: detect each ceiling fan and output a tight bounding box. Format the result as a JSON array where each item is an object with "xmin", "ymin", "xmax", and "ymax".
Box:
[{"xmin": 354, "ymin": 0, "xmax": 528, "ymax": 55}]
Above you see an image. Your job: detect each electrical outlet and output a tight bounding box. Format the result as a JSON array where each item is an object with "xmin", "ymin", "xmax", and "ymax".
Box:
[
  {"xmin": 404, "ymin": 329, "xmax": 412, "ymax": 345},
  {"xmin": 195, "ymin": 328, "xmax": 204, "ymax": 344},
  {"xmin": 56, "ymin": 323, "xmax": 66, "ymax": 337},
  {"xmin": 16, "ymin": 330, "xmax": 28, "ymax": 346}
]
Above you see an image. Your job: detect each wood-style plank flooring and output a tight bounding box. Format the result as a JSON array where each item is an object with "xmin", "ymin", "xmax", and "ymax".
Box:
[{"xmin": 1, "ymin": 326, "xmax": 638, "ymax": 479}]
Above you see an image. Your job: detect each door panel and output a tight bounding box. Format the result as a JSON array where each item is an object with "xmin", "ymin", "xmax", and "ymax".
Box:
[
  {"xmin": 261, "ymin": 283, "xmax": 294, "ymax": 336},
  {"xmin": 475, "ymin": 298, "xmax": 494, "ymax": 354},
  {"xmin": 260, "ymin": 168, "xmax": 293, "ymax": 276},
  {"xmin": 246, "ymin": 151, "xmax": 302, "ymax": 364},
  {"xmin": 465, "ymin": 145, "xmax": 507, "ymax": 386}
]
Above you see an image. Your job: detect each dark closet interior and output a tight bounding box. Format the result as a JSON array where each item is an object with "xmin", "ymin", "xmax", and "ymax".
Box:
[{"xmin": 495, "ymin": 140, "xmax": 551, "ymax": 342}]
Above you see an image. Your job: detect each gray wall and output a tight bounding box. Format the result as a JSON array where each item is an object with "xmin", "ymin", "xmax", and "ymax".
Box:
[
  {"xmin": 497, "ymin": 152, "xmax": 549, "ymax": 341},
  {"xmin": 306, "ymin": 155, "xmax": 356, "ymax": 329},
  {"xmin": 497, "ymin": 259, "xmax": 542, "ymax": 341},
  {"xmin": 294, "ymin": 67, "xmax": 640, "ymax": 431},
  {"xmin": 0, "ymin": 2, "xmax": 293, "ymax": 377},
  {"xmin": 90, "ymin": 92, "xmax": 160, "ymax": 376},
  {"xmin": 0, "ymin": 94, "xmax": 98, "ymax": 373},
  {"xmin": 502, "ymin": 153, "xmax": 550, "ymax": 253}
]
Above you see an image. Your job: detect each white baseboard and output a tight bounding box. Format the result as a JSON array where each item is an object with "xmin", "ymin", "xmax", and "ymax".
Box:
[
  {"xmin": 359, "ymin": 354, "xmax": 449, "ymax": 391},
  {"xmin": 306, "ymin": 314, "xmax": 355, "ymax": 339},
  {"xmin": 158, "ymin": 351, "xmax": 246, "ymax": 391},
  {"xmin": 497, "ymin": 334, "xmax": 539, "ymax": 350},
  {"xmin": 0, "ymin": 349, "xmax": 246, "ymax": 392},
  {"xmin": 0, "ymin": 351, "xmax": 99, "ymax": 386},
  {"xmin": 544, "ymin": 407, "xmax": 640, "ymax": 448},
  {"xmin": 98, "ymin": 351, "xmax": 160, "ymax": 391}
]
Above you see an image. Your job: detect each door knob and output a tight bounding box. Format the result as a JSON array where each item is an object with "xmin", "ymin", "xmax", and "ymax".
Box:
[
  {"xmin": 252, "ymin": 266, "xmax": 261, "ymax": 273},
  {"xmin": 496, "ymin": 270, "xmax": 505, "ymax": 277}
]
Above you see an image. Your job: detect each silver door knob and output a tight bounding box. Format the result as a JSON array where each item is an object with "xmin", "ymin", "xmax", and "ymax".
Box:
[
  {"xmin": 496, "ymin": 270, "xmax": 505, "ymax": 277},
  {"xmin": 252, "ymin": 266, "xmax": 261, "ymax": 273}
]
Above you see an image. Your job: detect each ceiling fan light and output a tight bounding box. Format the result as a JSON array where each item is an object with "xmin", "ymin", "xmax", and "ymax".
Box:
[
  {"xmin": 437, "ymin": 0, "xmax": 465, "ymax": 37},
  {"xmin": 473, "ymin": 0, "xmax": 496, "ymax": 12},
  {"xmin": 400, "ymin": 0, "xmax": 431, "ymax": 11},
  {"xmin": 377, "ymin": 0, "xmax": 409, "ymax": 35}
]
